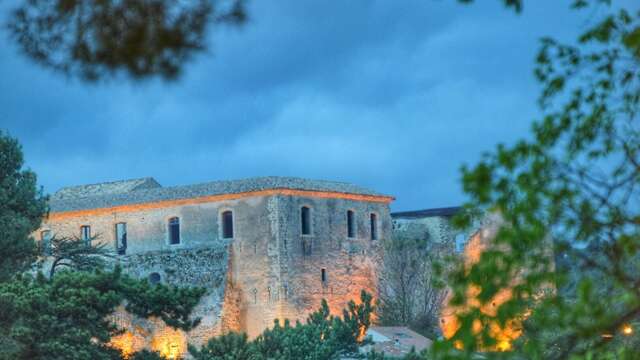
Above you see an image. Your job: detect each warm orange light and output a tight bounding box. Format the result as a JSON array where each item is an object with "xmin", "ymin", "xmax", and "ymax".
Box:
[
  {"xmin": 623, "ymin": 324, "xmax": 633, "ymax": 336},
  {"xmin": 109, "ymin": 331, "xmax": 136, "ymax": 359},
  {"xmin": 150, "ymin": 329, "xmax": 187, "ymax": 360},
  {"xmin": 440, "ymin": 228, "xmax": 526, "ymax": 352},
  {"xmin": 48, "ymin": 189, "xmax": 394, "ymax": 220},
  {"xmin": 497, "ymin": 340, "xmax": 512, "ymax": 352}
]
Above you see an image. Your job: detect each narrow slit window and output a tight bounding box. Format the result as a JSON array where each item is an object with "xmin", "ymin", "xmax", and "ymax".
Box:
[
  {"xmin": 301, "ymin": 206, "xmax": 311, "ymax": 235},
  {"xmin": 321, "ymin": 268, "xmax": 327, "ymax": 283},
  {"xmin": 370, "ymin": 213, "xmax": 378, "ymax": 240},
  {"xmin": 80, "ymin": 225, "xmax": 91, "ymax": 243},
  {"xmin": 41, "ymin": 230, "xmax": 52, "ymax": 255},
  {"xmin": 168, "ymin": 217, "xmax": 180, "ymax": 245},
  {"xmin": 222, "ymin": 211, "xmax": 234, "ymax": 239},
  {"xmin": 116, "ymin": 222, "xmax": 127, "ymax": 254},
  {"xmin": 347, "ymin": 210, "xmax": 355, "ymax": 238}
]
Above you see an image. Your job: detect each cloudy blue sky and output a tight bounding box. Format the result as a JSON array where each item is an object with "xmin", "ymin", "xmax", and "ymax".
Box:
[{"xmin": 0, "ymin": 1, "xmax": 616, "ymax": 211}]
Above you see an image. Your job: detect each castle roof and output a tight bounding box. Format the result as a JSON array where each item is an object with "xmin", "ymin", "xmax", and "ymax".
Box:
[
  {"xmin": 391, "ymin": 206, "xmax": 461, "ymax": 219},
  {"xmin": 49, "ymin": 176, "xmax": 389, "ymax": 213},
  {"xmin": 52, "ymin": 177, "xmax": 162, "ymax": 201}
]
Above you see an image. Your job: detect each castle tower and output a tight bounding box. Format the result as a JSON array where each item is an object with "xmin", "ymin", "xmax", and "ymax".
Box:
[{"xmin": 37, "ymin": 176, "xmax": 393, "ymax": 356}]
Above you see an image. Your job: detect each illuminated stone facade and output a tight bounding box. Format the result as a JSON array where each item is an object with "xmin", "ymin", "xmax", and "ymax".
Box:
[{"xmin": 37, "ymin": 177, "xmax": 393, "ymax": 357}]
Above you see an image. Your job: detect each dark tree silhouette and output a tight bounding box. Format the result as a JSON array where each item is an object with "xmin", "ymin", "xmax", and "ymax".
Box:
[
  {"xmin": 43, "ymin": 235, "xmax": 113, "ymax": 278},
  {"xmin": 7, "ymin": 0, "xmax": 246, "ymax": 81}
]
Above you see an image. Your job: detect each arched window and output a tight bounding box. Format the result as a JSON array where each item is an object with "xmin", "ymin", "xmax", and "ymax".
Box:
[
  {"xmin": 370, "ymin": 213, "xmax": 378, "ymax": 240},
  {"xmin": 168, "ymin": 217, "xmax": 180, "ymax": 245},
  {"xmin": 222, "ymin": 211, "xmax": 234, "ymax": 239},
  {"xmin": 301, "ymin": 206, "xmax": 311, "ymax": 235},
  {"xmin": 347, "ymin": 210, "xmax": 355, "ymax": 238}
]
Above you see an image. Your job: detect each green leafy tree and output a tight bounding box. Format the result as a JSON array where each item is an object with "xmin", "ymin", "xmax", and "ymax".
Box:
[
  {"xmin": 432, "ymin": 0, "xmax": 640, "ymax": 359},
  {"xmin": 250, "ymin": 292, "xmax": 374, "ymax": 359},
  {"xmin": 188, "ymin": 332, "xmax": 251, "ymax": 360},
  {"xmin": 44, "ymin": 235, "xmax": 113, "ymax": 278},
  {"xmin": 6, "ymin": 0, "xmax": 246, "ymax": 81},
  {"xmin": 129, "ymin": 350, "xmax": 167, "ymax": 360},
  {"xmin": 0, "ymin": 267, "xmax": 205, "ymax": 360},
  {"xmin": 0, "ymin": 131, "xmax": 48, "ymax": 282},
  {"xmin": 190, "ymin": 290, "xmax": 375, "ymax": 360}
]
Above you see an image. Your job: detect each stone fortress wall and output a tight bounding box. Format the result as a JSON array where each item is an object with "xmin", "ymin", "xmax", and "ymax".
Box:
[{"xmin": 37, "ymin": 177, "xmax": 393, "ymax": 357}]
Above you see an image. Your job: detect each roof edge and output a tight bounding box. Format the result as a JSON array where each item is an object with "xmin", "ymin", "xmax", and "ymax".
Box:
[
  {"xmin": 48, "ymin": 188, "xmax": 395, "ymax": 220},
  {"xmin": 391, "ymin": 206, "xmax": 462, "ymax": 219}
]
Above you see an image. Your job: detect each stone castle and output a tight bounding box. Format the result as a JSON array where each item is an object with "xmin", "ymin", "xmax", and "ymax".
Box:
[{"xmin": 37, "ymin": 176, "xmax": 466, "ymax": 358}]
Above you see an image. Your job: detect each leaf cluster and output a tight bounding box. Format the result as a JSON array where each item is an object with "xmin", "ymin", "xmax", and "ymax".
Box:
[
  {"xmin": 0, "ymin": 131, "xmax": 48, "ymax": 283},
  {"xmin": 7, "ymin": 0, "xmax": 247, "ymax": 81},
  {"xmin": 0, "ymin": 267, "xmax": 205, "ymax": 359},
  {"xmin": 432, "ymin": 2, "xmax": 640, "ymax": 360},
  {"xmin": 189, "ymin": 290, "xmax": 375, "ymax": 360}
]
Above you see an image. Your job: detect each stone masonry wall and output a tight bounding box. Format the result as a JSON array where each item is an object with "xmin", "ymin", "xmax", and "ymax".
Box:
[{"xmin": 37, "ymin": 193, "xmax": 390, "ymax": 356}]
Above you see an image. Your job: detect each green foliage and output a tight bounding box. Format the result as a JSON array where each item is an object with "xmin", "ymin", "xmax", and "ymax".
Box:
[
  {"xmin": 0, "ymin": 267, "xmax": 205, "ymax": 360},
  {"xmin": 7, "ymin": 0, "xmax": 247, "ymax": 81},
  {"xmin": 44, "ymin": 235, "xmax": 114, "ymax": 278},
  {"xmin": 0, "ymin": 133, "xmax": 204, "ymax": 359},
  {"xmin": 188, "ymin": 332, "xmax": 251, "ymax": 360},
  {"xmin": 0, "ymin": 131, "xmax": 48, "ymax": 282},
  {"xmin": 432, "ymin": 1, "xmax": 640, "ymax": 359},
  {"xmin": 189, "ymin": 290, "xmax": 375, "ymax": 360},
  {"xmin": 129, "ymin": 350, "xmax": 167, "ymax": 360}
]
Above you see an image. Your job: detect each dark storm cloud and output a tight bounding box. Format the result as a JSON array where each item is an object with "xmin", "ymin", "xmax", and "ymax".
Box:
[{"xmin": 0, "ymin": 0, "xmax": 605, "ymax": 211}]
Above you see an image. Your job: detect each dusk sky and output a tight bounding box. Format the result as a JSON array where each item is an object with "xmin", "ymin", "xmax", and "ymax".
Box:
[{"xmin": 0, "ymin": 1, "xmax": 617, "ymax": 211}]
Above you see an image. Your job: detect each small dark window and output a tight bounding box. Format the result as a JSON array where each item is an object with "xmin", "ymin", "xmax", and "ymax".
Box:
[
  {"xmin": 41, "ymin": 230, "xmax": 52, "ymax": 255},
  {"xmin": 370, "ymin": 213, "xmax": 378, "ymax": 240},
  {"xmin": 115, "ymin": 223, "xmax": 127, "ymax": 255},
  {"xmin": 301, "ymin": 206, "xmax": 311, "ymax": 235},
  {"xmin": 222, "ymin": 211, "xmax": 234, "ymax": 238},
  {"xmin": 149, "ymin": 272, "xmax": 161, "ymax": 284},
  {"xmin": 347, "ymin": 210, "xmax": 355, "ymax": 238},
  {"xmin": 80, "ymin": 225, "xmax": 91, "ymax": 243},
  {"xmin": 321, "ymin": 268, "xmax": 327, "ymax": 283},
  {"xmin": 168, "ymin": 217, "xmax": 180, "ymax": 244}
]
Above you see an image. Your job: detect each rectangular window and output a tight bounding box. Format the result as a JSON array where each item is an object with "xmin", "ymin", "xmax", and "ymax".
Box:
[
  {"xmin": 321, "ymin": 268, "xmax": 327, "ymax": 283},
  {"xmin": 41, "ymin": 230, "xmax": 52, "ymax": 255},
  {"xmin": 301, "ymin": 207, "xmax": 311, "ymax": 235},
  {"xmin": 80, "ymin": 225, "xmax": 91, "ymax": 243},
  {"xmin": 169, "ymin": 217, "xmax": 180, "ymax": 245},
  {"xmin": 222, "ymin": 211, "xmax": 234, "ymax": 239},
  {"xmin": 116, "ymin": 222, "xmax": 127, "ymax": 254},
  {"xmin": 347, "ymin": 210, "xmax": 355, "ymax": 238},
  {"xmin": 370, "ymin": 213, "xmax": 378, "ymax": 240}
]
